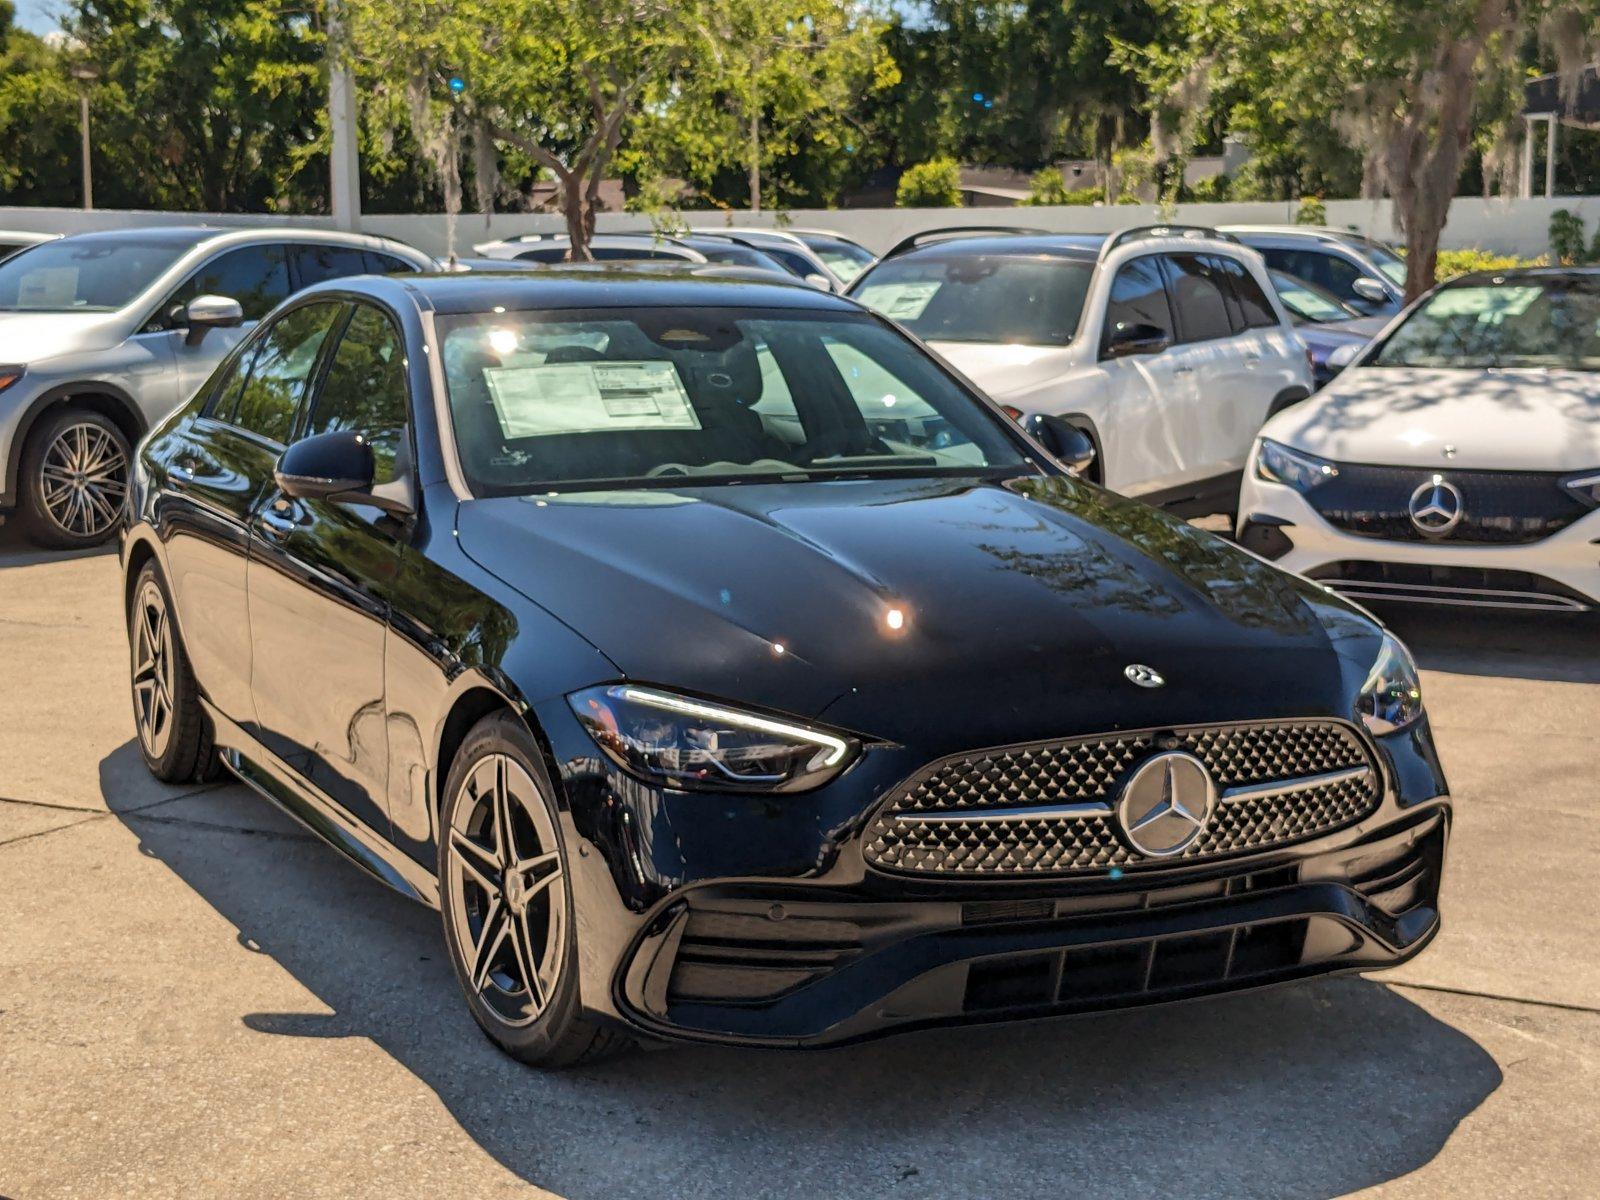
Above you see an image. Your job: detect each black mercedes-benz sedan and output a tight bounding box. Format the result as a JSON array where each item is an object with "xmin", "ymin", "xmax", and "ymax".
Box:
[{"xmin": 121, "ymin": 268, "xmax": 1450, "ymax": 1066}]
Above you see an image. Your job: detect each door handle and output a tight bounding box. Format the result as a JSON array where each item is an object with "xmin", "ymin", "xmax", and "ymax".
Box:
[
  {"xmin": 168, "ymin": 459, "xmax": 199, "ymax": 488},
  {"xmin": 256, "ymin": 498, "xmax": 302, "ymax": 541},
  {"xmin": 1172, "ymin": 364, "xmax": 1194, "ymax": 375}
]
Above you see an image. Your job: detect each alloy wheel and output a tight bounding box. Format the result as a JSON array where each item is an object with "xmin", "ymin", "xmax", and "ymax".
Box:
[
  {"xmin": 39, "ymin": 421, "xmax": 128, "ymax": 540},
  {"xmin": 445, "ymin": 753, "xmax": 568, "ymax": 1028},
  {"xmin": 130, "ymin": 579, "xmax": 176, "ymax": 761}
]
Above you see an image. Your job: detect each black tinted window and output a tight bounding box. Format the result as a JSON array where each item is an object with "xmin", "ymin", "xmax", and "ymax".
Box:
[
  {"xmin": 291, "ymin": 244, "xmax": 369, "ymax": 286},
  {"xmin": 515, "ymin": 247, "xmax": 566, "ymax": 263},
  {"xmin": 591, "ymin": 245, "xmax": 685, "ymax": 261},
  {"xmin": 170, "ymin": 244, "xmax": 290, "ymax": 321},
  {"xmin": 1103, "ymin": 256, "xmax": 1174, "ymax": 349},
  {"xmin": 1261, "ymin": 248, "xmax": 1367, "ymax": 306},
  {"xmin": 227, "ymin": 302, "xmax": 343, "ymax": 442},
  {"xmin": 1215, "ymin": 255, "xmax": 1279, "ymax": 328},
  {"xmin": 365, "ymin": 251, "xmax": 419, "ymax": 274},
  {"xmin": 306, "ymin": 304, "xmax": 410, "ymax": 483},
  {"xmin": 1165, "ymin": 255, "xmax": 1234, "ymax": 342}
]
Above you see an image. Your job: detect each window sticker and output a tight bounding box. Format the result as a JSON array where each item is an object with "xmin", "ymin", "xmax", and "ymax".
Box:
[
  {"xmin": 482, "ymin": 360, "xmax": 702, "ymax": 438},
  {"xmin": 18, "ymin": 267, "xmax": 80, "ymax": 308},
  {"xmin": 1425, "ymin": 286, "xmax": 1540, "ymax": 319},
  {"xmin": 854, "ymin": 280, "xmax": 942, "ymax": 320}
]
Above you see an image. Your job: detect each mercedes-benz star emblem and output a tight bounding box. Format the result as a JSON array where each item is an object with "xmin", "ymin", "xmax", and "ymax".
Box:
[
  {"xmin": 1115, "ymin": 752, "xmax": 1216, "ymax": 858},
  {"xmin": 1124, "ymin": 664, "xmax": 1165, "ymax": 688},
  {"xmin": 1408, "ymin": 474, "xmax": 1464, "ymax": 537}
]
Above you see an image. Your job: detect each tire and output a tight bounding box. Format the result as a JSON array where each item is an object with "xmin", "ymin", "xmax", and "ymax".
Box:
[
  {"xmin": 19, "ymin": 407, "xmax": 133, "ymax": 549},
  {"xmin": 127, "ymin": 561, "xmax": 217, "ymax": 783},
  {"xmin": 437, "ymin": 711, "xmax": 629, "ymax": 1068}
]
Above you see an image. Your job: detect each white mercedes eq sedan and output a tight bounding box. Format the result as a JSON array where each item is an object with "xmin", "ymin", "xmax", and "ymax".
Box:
[{"xmin": 1237, "ymin": 268, "xmax": 1600, "ymax": 612}]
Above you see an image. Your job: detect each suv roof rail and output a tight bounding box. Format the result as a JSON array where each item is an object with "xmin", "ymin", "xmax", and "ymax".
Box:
[
  {"xmin": 1098, "ymin": 224, "xmax": 1240, "ymax": 261},
  {"xmin": 880, "ymin": 225, "xmax": 1049, "ymax": 260}
]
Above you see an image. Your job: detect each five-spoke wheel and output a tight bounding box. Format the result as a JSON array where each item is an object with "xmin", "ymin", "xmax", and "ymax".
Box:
[{"xmin": 126, "ymin": 562, "xmax": 216, "ymax": 782}]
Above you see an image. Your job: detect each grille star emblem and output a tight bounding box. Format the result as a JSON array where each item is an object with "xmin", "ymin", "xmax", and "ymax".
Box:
[{"xmin": 1115, "ymin": 752, "xmax": 1216, "ymax": 858}]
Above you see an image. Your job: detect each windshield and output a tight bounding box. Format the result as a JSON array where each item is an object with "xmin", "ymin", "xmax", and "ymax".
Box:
[
  {"xmin": 0, "ymin": 236, "xmax": 195, "ymax": 312},
  {"xmin": 1270, "ymin": 270, "xmax": 1357, "ymax": 323},
  {"xmin": 1349, "ymin": 236, "xmax": 1407, "ymax": 286},
  {"xmin": 439, "ymin": 305, "xmax": 1030, "ymax": 494},
  {"xmin": 1371, "ymin": 277, "xmax": 1600, "ymax": 370},
  {"xmin": 804, "ymin": 239, "xmax": 875, "ymax": 283},
  {"xmin": 852, "ymin": 253, "xmax": 1092, "ymax": 346}
]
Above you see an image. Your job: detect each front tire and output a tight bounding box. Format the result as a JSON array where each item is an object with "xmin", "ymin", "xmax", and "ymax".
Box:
[
  {"xmin": 128, "ymin": 562, "xmax": 217, "ymax": 783},
  {"xmin": 437, "ymin": 712, "xmax": 628, "ymax": 1068},
  {"xmin": 19, "ymin": 407, "xmax": 132, "ymax": 549}
]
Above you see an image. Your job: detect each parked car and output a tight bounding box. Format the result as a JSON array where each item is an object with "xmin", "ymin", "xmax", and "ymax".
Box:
[
  {"xmin": 1222, "ymin": 225, "xmax": 1406, "ymax": 318},
  {"xmin": 1266, "ymin": 268, "xmax": 1388, "ymax": 388},
  {"xmin": 687, "ymin": 227, "xmax": 843, "ymax": 290},
  {"xmin": 1238, "ymin": 267, "xmax": 1600, "ymax": 612},
  {"xmin": 470, "ymin": 232, "xmax": 794, "ymax": 276},
  {"xmin": 123, "ymin": 268, "xmax": 1448, "ymax": 1066},
  {"xmin": 0, "ymin": 226, "xmax": 432, "ymax": 547},
  {"xmin": 848, "ymin": 225, "xmax": 1314, "ymax": 517},
  {"xmin": 0, "ymin": 230, "xmax": 56, "ymax": 260},
  {"xmin": 786, "ymin": 228, "xmax": 877, "ymax": 284}
]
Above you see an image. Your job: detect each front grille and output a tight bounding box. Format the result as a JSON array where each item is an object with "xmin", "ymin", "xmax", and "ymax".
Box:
[
  {"xmin": 1306, "ymin": 463, "xmax": 1588, "ymax": 545},
  {"xmin": 863, "ymin": 720, "xmax": 1380, "ymax": 877},
  {"xmin": 1307, "ymin": 561, "xmax": 1593, "ymax": 613}
]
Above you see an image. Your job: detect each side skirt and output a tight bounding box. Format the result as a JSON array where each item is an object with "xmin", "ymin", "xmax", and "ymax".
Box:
[
  {"xmin": 202, "ymin": 699, "xmax": 441, "ymax": 909},
  {"xmin": 1138, "ymin": 469, "xmax": 1243, "ymax": 520}
]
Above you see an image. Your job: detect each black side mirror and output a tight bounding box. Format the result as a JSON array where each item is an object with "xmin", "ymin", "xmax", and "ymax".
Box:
[
  {"xmin": 274, "ymin": 430, "xmax": 411, "ymax": 514},
  {"xmin": 1104, "ymin": 321, "xmax": 1170, "ymax": 359},
  {"xmin": 1023, "ymin": 414, "xmax": 1097, "ymax": 476}
]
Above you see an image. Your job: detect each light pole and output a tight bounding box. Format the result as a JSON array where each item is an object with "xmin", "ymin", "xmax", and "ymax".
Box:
[{"xmin": 69, "ymin": 59, "xmax": 99, "ymax": 211}]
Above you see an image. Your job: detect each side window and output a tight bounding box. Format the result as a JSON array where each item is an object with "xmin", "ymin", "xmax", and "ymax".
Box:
[
  {"xmin": 205, "ymin": 342, "xmax": 261, "ymax": 423},
  {"xmin": 229, "ymin": 302, "xmax": 344, "ymax": 443},
  {"xmin": 1215, "ymin": 256, "xmax": 1280, "ymax": 328},
  {"xmin": 1102, "ymin": 255, "xmax": 1174, "ymax": 351},
  {"xmin": 305, "ymin": 303, "xmax": 410, "ymax": 484},
  {"xmin": 167, "ymin": 244, "xmax": 291, "ymax": 323},
  {"xmin": 364, "ymin": 250, "xmax": 420, "ymax": 274},
  {"xmin": 1165, "ymin": 254, "xmax": 1235, "ymax": 343},
  {"xmin": 1267, "ymin": 249, "xmax": 1367, "ymax": 305},
  {"xmin": 515, "ymin": 247, "xmax": 566, "ymax": 263},
  {"xmin": 290, "ymin": 244, "xmax": 370, "ymax": 287}
]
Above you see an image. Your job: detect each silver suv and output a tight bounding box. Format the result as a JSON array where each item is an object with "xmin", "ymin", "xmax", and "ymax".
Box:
[{"xmin": 0, "ymin": 226, "xmax": 432, "ymax": 547}]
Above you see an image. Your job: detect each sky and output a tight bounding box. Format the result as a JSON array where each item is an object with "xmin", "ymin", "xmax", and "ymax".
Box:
[{"xmin": 11, "ymin": 0, "xmax": 59, "ymax": 34}]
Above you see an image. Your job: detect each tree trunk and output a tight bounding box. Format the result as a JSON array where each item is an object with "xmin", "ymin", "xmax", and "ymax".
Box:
[
  {"xmin": 748, "ymin": 106, "xmax": 761, "ymax": 213},
  {"xmin": 562, "ymin": 175, "xmax": 595, "ymax": 261}
]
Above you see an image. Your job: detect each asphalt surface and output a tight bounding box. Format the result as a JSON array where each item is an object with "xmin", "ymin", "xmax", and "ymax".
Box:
[{"xmin": 1, "ymin": 525, "xmax": 1597, "ymax": 1200}]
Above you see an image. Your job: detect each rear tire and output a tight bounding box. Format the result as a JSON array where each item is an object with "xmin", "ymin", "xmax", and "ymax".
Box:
[
  {"xmin": 127, "ymin": 561, "xmax": 216, "ymax": 783},
  {"xmin": 19, "ymin": 407, "xmax": 132, "ymax": 549},
  {"xmin": 437, "ymin": 711, "xmax": 629, "ymax": 1068}
]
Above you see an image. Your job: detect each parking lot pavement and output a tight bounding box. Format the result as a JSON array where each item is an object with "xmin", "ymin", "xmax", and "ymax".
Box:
[{"xmin": 2, "ymin": 527, "xmax": 1597, "ymax": 1200}]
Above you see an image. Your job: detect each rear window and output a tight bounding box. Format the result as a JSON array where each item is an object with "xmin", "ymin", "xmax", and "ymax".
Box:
[{"xmin": 853, "ymin": 254, "xmax": 1093, "ymax": 346}]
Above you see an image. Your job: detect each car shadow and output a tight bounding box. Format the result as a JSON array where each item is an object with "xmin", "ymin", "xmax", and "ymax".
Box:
[
  {"xmin": 1378, "ymin": 605, "xmax": 1600, "ymax": 684},
  {"xmin": 0, "ymin": 522, "xmax": 117, "ymax": 568},
  {"xmin": 101, "ymin": 742, "xmax": 1499, "ymax": 1200}
]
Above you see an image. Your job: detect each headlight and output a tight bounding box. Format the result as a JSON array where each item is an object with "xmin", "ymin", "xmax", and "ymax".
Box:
[
  {"xmin": 568, "ymin": 685, "xmax": 859, "ymax": 793},
  {"xmin": 1562, "ymin": 469, "xmax": 1600, "ymax": 508},
  {"xmin": 1356, "ymin": 633, "xmax": 1423, "ymax": 735},
  {"xmin": 0, "ymin": 365, "xmax": 25, "ymax": 393},
  {"xmin": 1255, "ymin": 438, "xmax": 1339, "ymax": 492}
]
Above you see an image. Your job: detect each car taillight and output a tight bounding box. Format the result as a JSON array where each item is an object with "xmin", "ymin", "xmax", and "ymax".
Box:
[{"xmin": 1000, "ymin": 405, "xmax": 1023, "ymax": 421}]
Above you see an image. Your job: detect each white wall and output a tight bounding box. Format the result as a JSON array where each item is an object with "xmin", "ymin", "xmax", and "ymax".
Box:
[{"xmin": 3, "ymin": 195, "xmax": 1597, "ymax": 258}]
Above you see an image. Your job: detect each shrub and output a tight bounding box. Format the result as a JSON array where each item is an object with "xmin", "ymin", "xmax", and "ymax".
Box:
[
  {"xmin": 1549, "ymin": 208, "xmax": 1587, "ymax": 264},
  {"xmin": 1434, "ymin": 248, "xmax": 1543, "ymax": 280},
  {"xmin": 1294, "ymin": 195, "xmax": 1327, "ymax": 226},
  {"xmin": 1022, "ymin": 168, "xmax": 1070, "ymax": 206},
  {"xmin": 896, "ymin": 158, "xmax": 963, "ymax": 208},
  {"xmin": 1187, "ymin": 173, "xmax": 1232, "ymax": 203}
]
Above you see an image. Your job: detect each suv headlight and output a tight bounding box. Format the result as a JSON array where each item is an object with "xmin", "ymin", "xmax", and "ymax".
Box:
[
  {"xmin": 568, "ymin": 685, "xmax": 859, "ymax": 793},
  {"xmin": 1561, "ymin": 469, "xmax": 1600, "ymax": 508},
  {"xmin": 1255, "ymin": 438, "xmax": 1339, "ymax": 492},
  {"xmin": 1356, "ymin": 633, "xmax": 1423, "ymax": 735}
]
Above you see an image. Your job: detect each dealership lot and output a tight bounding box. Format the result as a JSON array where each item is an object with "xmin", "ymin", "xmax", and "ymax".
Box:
[{"xmin": 1, "ymin": 528, "xmax": 1596, "ymax": 1199}]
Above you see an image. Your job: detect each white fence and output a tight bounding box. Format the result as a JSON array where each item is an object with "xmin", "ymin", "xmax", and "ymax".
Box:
[{"xmin": 2, "ymin": 195, "xmax": 1596, "ymax": 259}]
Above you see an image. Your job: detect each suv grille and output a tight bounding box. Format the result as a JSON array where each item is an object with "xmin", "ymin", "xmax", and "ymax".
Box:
[
  {"xmin": 1306, "ymin": 464, "xmax": 1588, "ymax": 545},
  {"xmin": 863, "ymin": 720, "xmax": 1380, "ymax": 877}
]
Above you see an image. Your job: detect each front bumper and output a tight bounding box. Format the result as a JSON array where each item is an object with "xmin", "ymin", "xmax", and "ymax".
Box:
[
  {"xmin": 1236, "ymin": 471, "xmax": 1600, "ymax": 611},
  {"xmin": 539, "ymin": 692, "xmax": 1452, "ymax": 1049}
]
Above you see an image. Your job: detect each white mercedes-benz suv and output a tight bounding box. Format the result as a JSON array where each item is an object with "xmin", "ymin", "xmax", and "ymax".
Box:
[
  {"xmin": 1237, "ymin": 268, "xmax": 1600, "ymax": 612},
  {"xmin": 848, "ymin": 226, "xmax": 1313, "ymax": 516}
]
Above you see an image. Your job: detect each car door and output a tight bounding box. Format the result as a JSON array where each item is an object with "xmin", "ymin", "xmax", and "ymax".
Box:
[
  {"xmin": 245, "ymin": 300, "xmax": 414, "ymax": 837},
  {"xmin": 152, "ymin": 243, "xmax": 294, "ymax": 402},
  {"xmin": 1211, "ymin": 253, "xmax": 1304, "ymax": 450},
  {"xmin": 1093, "ymin": 253, "xmax": 1189, "ymax": 495}
]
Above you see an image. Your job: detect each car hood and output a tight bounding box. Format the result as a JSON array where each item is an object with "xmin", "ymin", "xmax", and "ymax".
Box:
[
  {"xmin": 1264, "ymin": 366, "xmax": 1600, "ymax": 470},
  {"xmin": 927, "ymin": 341, "xmax": 1076, "ymax": 400},
  {"xmin": 457, "ymin": 475, "xmax": 1380, "ymax": 753},
  {"xmin": 0, "ymin": 310, "xmax": 130, "ymax": 363}
]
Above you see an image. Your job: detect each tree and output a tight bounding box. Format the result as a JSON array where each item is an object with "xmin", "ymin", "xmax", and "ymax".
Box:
[
  {"xmin": 0, "ymin": 2, "xmax": 80, "ymax": 205},
  {"xmin": 896, "ymin": 156, "xmax": 962, "ymax": 206}
]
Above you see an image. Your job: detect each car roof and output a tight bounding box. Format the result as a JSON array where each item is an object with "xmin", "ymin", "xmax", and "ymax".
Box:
[
  {"xmin": 1222, "ymin": 225, "xmax": 1370, "ymax": 246},
  {"xmin": 361, "ymin": 265, "xmax": 864, "ymax": 315},
  {"xmin": 881, "ymin": 233, "xmax": 1106, "ymax": 263},
  {"xmin": 34, "ymin": 224, "xmax": 425, "ymax": 257}
]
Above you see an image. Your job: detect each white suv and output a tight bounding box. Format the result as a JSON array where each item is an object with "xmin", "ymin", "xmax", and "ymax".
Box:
[{"xmin": 848, "ymin": 226, "xmax": 1313, "ymax": 516}]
